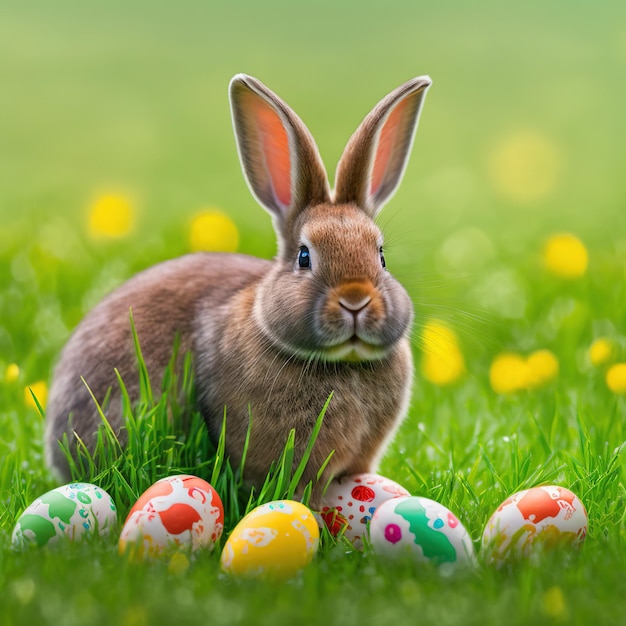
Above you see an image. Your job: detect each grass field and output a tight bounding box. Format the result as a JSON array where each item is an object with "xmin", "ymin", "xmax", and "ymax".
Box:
[{"xmin": 2, "ymin": 1, "xmax": 626, "ymax": 624}]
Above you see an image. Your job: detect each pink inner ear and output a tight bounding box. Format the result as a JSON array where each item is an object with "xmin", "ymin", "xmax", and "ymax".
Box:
[
  {"xmin": 252, "ymin": 99, "xmax": 292, "ymax": 208},
  {"xmin": 369, "ymin": 97, "xmax": 409, "ymax": 198}
]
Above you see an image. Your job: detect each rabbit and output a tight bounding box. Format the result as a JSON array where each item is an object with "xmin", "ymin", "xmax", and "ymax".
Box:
[{"xmin": 45, "ymin": 73, "xmax": 432, "ymax": 508}]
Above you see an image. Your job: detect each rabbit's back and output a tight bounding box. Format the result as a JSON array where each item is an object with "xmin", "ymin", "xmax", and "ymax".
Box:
[{"xmin": 45, "ymin": 252, "xmax": 270, "ymax": 477}]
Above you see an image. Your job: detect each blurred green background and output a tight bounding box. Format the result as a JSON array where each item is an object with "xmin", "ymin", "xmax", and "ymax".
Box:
[{"xmin": 1, "ymin": 0, "xmax": 626, "ymax": 383}]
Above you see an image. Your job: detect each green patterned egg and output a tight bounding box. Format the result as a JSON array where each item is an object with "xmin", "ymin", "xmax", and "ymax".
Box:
[
  {"xmin": 369, "ymin": 495, "xmax": 476, "ymax": 567},
  {"xmin": 12, "ymin": 482, "xmax": 117, "ymax": 548}
]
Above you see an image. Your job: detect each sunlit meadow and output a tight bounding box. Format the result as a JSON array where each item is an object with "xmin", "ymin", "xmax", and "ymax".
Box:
[{"xmin": 2, "ymin": 1, "xmax": 626, "ymax": 625}]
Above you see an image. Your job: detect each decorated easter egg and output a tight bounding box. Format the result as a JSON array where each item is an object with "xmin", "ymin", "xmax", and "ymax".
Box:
[
  {"xmin": 12, "ymin": 482, "xmax": 117, "ymax": 548},
  {"xmin": 369, "ymin": 495, "xmax": 476, "ymax": 566},
  {"xmin": 221, "ymin": 500, "xmax": 319, "ymax": 580},
  {"xmin": 118, "ymin": 475, "xmax": 224, "ymax": 558},
  {"xmin": 482, "ymin": 485, "xmax": 587, "ymax": 564},
  {"xmin": 319, "ymin": 473, "xmax": 410, "ymax": 547}
]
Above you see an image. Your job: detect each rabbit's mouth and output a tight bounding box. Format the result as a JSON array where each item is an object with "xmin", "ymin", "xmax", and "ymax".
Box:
[{"xmin": 321, "ymin": 335, "xmax": 389, "ymax": 362}]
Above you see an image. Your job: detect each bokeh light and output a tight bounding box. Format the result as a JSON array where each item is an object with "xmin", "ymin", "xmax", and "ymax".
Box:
[
  {"xmin": 4, "ymin": 363, "xmax": 20, "ymax": 383},
  {"xmin": 543, "ymin": 233, "xmax": 588, "ymax": 279},
  {"xmin": 606, "ymin": 363, "xmax": 626, "ymax": 394},
  {"xmin": 420, "ymin": 320, "xmax": 466, "ymax": 386},
  {"xmin": 189, "ymin": 210, "xmax": 240, "ymax": 253},
  {"xmin": 88, "ymin": 193, "xmax": 135, "ymax": 239},
  {"xmin": 542, "ymin": 586, "xmax": 568, "ymax": 621},
  {"xmin": 168, "ymin": 553, "xmax": 190, "ymax": 576},
  {"xmin": 488, "ymin": 131, "xmax": 561, "ymax": 204},
  {"xmin": 589, "ymin": 338, "xmax": 615, "ymax": 367},
  {"xmin": 436, "ymin": 227, "xmax": 495, "ymax": 275}
]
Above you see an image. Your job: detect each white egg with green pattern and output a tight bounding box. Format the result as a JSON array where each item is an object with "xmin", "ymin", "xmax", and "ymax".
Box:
[
  {"xmin": 12, "ymin": 482, "xmax": 117, "ymax": 548},
  {"xmin": 369, "ymin": 495, "xmax": 476, "ymax": 566}
]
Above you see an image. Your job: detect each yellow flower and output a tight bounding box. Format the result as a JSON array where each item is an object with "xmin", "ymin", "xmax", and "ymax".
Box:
[
  {"xmin": 189, "ymin": 209, "xmax": 239, "ymax": 253},
  {"xmin": 420, "ymin": 320, "xmax": 466, "ymax": 385},
  {"xmin": 526, "ymin": 350, "xmax": 559, "ymax": 388},
  {"xmin": 489, "ymin": 353, "xmax": 530, "ymax": 394},
  {"xmin": 25, "ymin": 380, "xmax": 48, "ymax": 411},
  {"xmin": 543, "ymin": 233, "xmax": 588, "ymax": 279},
  {"xmin": 490, "ymin": 350, "xmax": 559, "ymax": 394},
  {"xmin": 606, "ymin": 363, "xmax": 626, "ymax": 394},
  {"xmin": 88, "ymin": 193, "xmax": 135, "ymax": 239},
  {"xmin": 589, "ymin": 338, "xmax": 614, "ymax": 366},
  {"xmin": 488, "ymin": 130, "xmax": 561, "ymax": 204},
  {"xmin": 4, "ymin": 363, "xmax": 20, "ymax": 382}
]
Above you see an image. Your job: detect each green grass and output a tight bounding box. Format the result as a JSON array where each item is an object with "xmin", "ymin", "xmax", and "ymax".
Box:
[
  {"xmin": 2, "ymin": 373, "xmax": 626, "ymax": 625},
  {"xmin": 2, "ymin": 0, "xmax": 626, "ymax": 624}
]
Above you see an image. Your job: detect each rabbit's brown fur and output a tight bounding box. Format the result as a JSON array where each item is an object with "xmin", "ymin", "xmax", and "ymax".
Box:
[{"xmin": 45, "ymin": 74, "xmax": 432, "ymax": 507}]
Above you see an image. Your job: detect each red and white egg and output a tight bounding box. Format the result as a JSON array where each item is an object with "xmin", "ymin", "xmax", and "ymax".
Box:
[
  {"xmin": 319, "ymin": 473, "xmax": 410, "ymax": 548},
  {"xmin": 119, "ymin": 475, "xmax": 224, "ymax": 558},
  {"xmin": 482, "ymin": 485, "xmax": 588, "ymax": 565}
]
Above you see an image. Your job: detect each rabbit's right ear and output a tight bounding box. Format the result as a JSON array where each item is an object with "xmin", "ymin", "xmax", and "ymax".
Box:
[{"xmin": 229, "ymin": 75, "xmax": 331, "ymax": 239}]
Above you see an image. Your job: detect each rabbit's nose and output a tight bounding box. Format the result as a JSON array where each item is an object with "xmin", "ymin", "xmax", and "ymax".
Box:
[
  {"xmin": 339, "ymin": 295, "xmax": 371, "ymax": 314},
  {"xmin": 337, "ymin": 281, "xmax": 374, "ymax": 318}
]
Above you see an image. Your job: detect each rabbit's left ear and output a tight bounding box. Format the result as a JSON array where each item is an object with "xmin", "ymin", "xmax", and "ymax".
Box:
[
  {"xmin": 334, "ymin": 76, "xmax": 432, "ymax": 218},
  {"xmin": 229, "ymin": 74, "xmax": 331, "ymax": 236}
]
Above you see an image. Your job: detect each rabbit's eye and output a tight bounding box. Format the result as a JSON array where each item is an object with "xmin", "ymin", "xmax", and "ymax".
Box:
[
  {"xmin": 298, "ymin": 246, "xmax": 312, "ymax": 269},
  {"xmin": 379, "ymin": 247, "xmax": 386, "ymax": 269}
]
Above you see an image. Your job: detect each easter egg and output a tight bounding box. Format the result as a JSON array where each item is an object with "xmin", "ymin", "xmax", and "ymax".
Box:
[
  {"xmin": 220, "ymin": 500, "xmax": 319, "ymax": 580},
  {"xmin": 369, "ymin": 495, "xmax": 476, "ymax": 567},
  {"xmin": 12, "ymin": 482, "xmax": 117, "ymax": 548},
  {"xmin": 482, "ymin": 485, "xmax": 587, "ymax": 564},
  {"xmin": 319, "ymin": 473, "xmax": 410, "ymax": 547},
  {"xmin": 118, "ymin": 475, "xmax": 224, "ymax": 558}
]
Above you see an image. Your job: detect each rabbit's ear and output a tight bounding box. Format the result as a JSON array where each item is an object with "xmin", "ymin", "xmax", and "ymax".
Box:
[
  {"xmin": 229, "ymin": 75, "xmax": 331, "ymax": 231},
  {"xmin": 334, "ymin": 76, "xmax": 432, "ymax": 218}
]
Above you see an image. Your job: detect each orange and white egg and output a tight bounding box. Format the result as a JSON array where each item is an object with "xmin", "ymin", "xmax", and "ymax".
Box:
[
  {"xmin": 119, "ymin": 475, "xmax": 224, "ymax": 558},
  {"xmin": 319, "ymin": 473, "xmax": 410, "ymax": 547},
  {"xmin": 482, "ymin": 485, "xmax": 588, "ymax": 564},
  {"xmin": 220, "ymin": 500, "xmax": 319, "ymax": 580}
]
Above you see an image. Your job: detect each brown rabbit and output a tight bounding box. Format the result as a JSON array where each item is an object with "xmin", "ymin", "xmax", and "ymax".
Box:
[{"xmin": 45, "ymin": 73, "xmax": 432, "ymax": 506}]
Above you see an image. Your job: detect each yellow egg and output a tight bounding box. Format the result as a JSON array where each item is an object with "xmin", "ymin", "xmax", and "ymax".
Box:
[{"xmin": 220, "ymin": 500, "xmax": 319, "ymax": 580}]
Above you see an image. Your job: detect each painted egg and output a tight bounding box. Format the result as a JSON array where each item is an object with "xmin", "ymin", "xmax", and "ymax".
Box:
[
  {"xmin": 12, "ymin": 482, "xmax": 117, "ymax": 548},
  {"xmin": 482, "ymin": 485, "xmax": 587, "ymax": 564},
  {"xmin": 220, "ymin": 500, "xmax": 319, "ymax": 580},
  {"xmin": 369, "ymin": 495, "xmax": 476, "ymax": 567},
  {"xmin": 118, "ymin": 474, "xmax": 224, "ymax": 558},
  {"xmin": 319, "ymin": 473, "xmax": 410, "ymax": 547}
]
